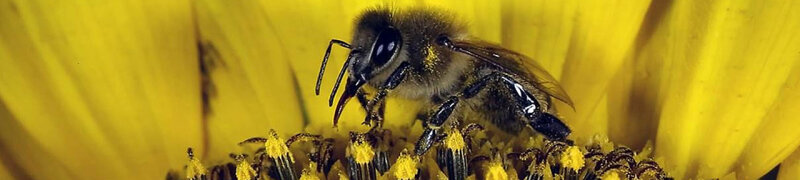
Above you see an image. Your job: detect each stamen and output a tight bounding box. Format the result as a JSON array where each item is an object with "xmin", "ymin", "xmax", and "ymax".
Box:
[
  {"xmin": 235, "ymin": 158, "xmax": 257, "ymax": 180},
  {"xmin": 350, "ymin": 141, "xmax": 375, "ymax": 164},
  {"xmin": 174, "ymin": 130, "xmax": 672, "ymax": 180},
  {"xmin": 299, "ymin": 162, "xmax": 322, "ymax": 180},
  {"xmin": 265, "ymin": 130, "xmax": 293, "ymax": 161},
  {"xmin": 393, "ymin": 150, "xmax": 420, "ymax": 180},
  {"xmin": 240, "ymin": 129, "xmax": 297, "ymax": 180},
  {"xmin": 437, "ymin": 124, "xmax": 472, "ymax": 180},
  {"xmin": 346, "ymin": 133, "xmax": 378, "ymax": 180},
  {"xmin": 559, "ymin": 146, "xmax": 585, "ymax": 172},
  {"xmin": 444, "ymin": 129, "xmax": 466, "ymax": 150},
  {"xmin": 483, "ymin": 161, "xmax": 508, "ymax": 180},
  {"xmin": 601, "ymin": 169, "xmax": 623, "ymax": 180},
  {"xmin": 185, "ymin": 148, "xmax": 208, "ymax": 180}
]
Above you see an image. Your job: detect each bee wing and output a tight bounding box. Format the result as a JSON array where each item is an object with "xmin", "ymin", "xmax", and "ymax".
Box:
[{"xmin": 445, "ymin": 38, "xmax": 574, "ymax": 107}]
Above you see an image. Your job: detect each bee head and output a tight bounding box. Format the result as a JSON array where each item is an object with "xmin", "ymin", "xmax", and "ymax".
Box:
[
  {"xmin": 348, "ymin": 26, "xmax": 403, "ymax": 84},
  {"xmin": 348, "ymin": 8, "xmax": 404, "ymax": 79},
  {"xmin": 330, "ymin": 10, "xmax": 404, "ymax": 124}
]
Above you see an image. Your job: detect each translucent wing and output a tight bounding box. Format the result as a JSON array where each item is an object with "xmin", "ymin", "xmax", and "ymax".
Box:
[{"xmin": 441, "ymin": 37, "xmax": 574, "ymax": 107}]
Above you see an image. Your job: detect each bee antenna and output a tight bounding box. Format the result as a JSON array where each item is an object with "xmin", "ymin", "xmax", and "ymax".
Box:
[
  {"xmin": 316, "ymin": 39, "xmax": 351, "ymax": 95},
  {"xmin": 328, "ymin": 50, "xmax": 359, "ymax": 106}
]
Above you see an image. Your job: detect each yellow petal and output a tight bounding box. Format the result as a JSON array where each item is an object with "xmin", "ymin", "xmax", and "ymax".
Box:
[
  {"xmin": 736, "ymin": 62, "xmax": 800, "ymax": 179},
  {"xmin": 424, "ymin": 1, "xmax": 502, "ymax": 42},
  {"xmin": 778, "ymin": 148, "xmax": 800, "ymax": 179},
  {"xmin": 0, "ymin": 103, "xmax": 74, "ymax": 179},
  {"xmin": 544, "ymin": 0, "xmax": 652, "ymax": 139},
  {"xmin": 606, "ymin": 57, "xmax": 660, "ymax": 149},
  {"xmin": 194, "ymin": 0, "xmax": 307, "ymax": 161},
  {"xmin": 648, "ymin": 0, "xmax": 800, "ymax": 178},
  {"xmin": 605, "ymin": 0, "xmax": 686, "ymax": 150},
  {"xmin": 0, "ymin": 0, "xmax": 201, "ymax": 179},
  {"xmin": 721, "ymin": 172, "xmax": 738, "ymax": 180},
  {"xmin": 500, "ymin": 0, "xmax": 577, "ymax": 81},
  {"xmin": 0, "ymin": 160, "xmax": 12, "ymax": 180}
]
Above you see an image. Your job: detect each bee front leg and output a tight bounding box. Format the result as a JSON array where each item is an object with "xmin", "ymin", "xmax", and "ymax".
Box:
[
  {"xmin": 358, "ymin": 91, "xmax": 386, "ymax": 129},
  {"xmin": 375, "ymin": 101, "xmax": 386, "ymax": 127},
  {"xmin": 355, "ymin": 90, "xmax": 379, "ymax": 125},
  {"xmin": 361, "ymin": 62, "xmax": 411, "ymax": 127}
]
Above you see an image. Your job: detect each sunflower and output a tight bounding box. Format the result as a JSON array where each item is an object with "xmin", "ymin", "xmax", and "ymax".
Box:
[{"xmin": 1, "ymin": 0, "xmax": 799, "ymax": 179}]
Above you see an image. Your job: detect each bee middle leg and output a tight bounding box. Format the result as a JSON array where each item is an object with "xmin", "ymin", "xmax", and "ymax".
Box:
[{"xmin": 413, "ymin": 73, "xmax": 492, "ymax": 155}]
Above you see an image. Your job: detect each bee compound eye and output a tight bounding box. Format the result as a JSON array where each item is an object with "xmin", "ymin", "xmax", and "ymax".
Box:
[
  {"xmin": 370, "ymin": 27, "xmax": 402, "ymax": 66},
  {"xmin": 435, "ymin": 34, "xmax": 451, "ymax": 46}
]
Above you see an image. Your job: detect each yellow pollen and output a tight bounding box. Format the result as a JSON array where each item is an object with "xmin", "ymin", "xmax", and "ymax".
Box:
[
  {"xmin": 265, "ymin": 130, "xmax": 292, "ymax": 160},
  {"xmin": 393, "ymin": 151, "xmax": 419, "ymax": 180},
  {"xmin": 299, "ymin": 162, "xmax": 320, "ymax": 180},
  {"xmin": 424, "ymin": 46, "xmax": 438, "ymax": 69},
  {"xmin": 350, "ymin": 141, "xmax": 375, "ymax": 164},
  {"xmin": 559, "ymin": 146, "xmax": 585, "ymax": 171},
  {"xmin": 338, "ymin": 170, "xmax": 349, "ymax": 180},
  {"xmin": 235, "ymin": 160, "xmax": 256, "ymax": 180},
  {"xmin": 299, "ymin": 170, "xmax": 320, "ymax": 180},
  {"xmin": 437, "ymin": 173, "xmax": 449, "ymax": 180},
  {"xmin": 601, "ymin": 170, "xmax": 622, "ymax": 180},
  {"xmin": 186, "ymin": 158, "xmax": 208, "ymax": 178},
  {"xmin": 444, "ymin": 130, "xmax": 466, "ymax": 150},
  {"xmin": 484, "ymin": 162, "xmax": 508, "ymax": 180}
]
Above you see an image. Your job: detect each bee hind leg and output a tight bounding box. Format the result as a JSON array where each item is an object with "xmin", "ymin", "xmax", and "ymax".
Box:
[
  {"xmin": 529, "ymin": 113, "xmax": 570, "ymax": 140},
  {"xmin": 413, "ymin": 71, "xmax": 572, "ymax": 156},
  {"xmin": 449, "ymin": 72, "xmax": 575, "ymax": 143},
  {"xmin": 492, "ymin": 74, "xmax": 571, "ymax": 140}
]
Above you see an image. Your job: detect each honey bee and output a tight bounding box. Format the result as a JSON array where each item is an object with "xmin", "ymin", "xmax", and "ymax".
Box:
[{"xmin": 315, "ymin": 7, "xmax": 574, "ymax": 156}]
